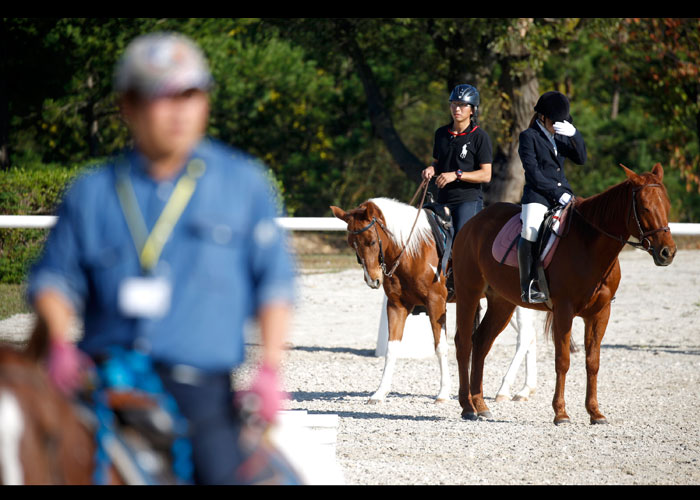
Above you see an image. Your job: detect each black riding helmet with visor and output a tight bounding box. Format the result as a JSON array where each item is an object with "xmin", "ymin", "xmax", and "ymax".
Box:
[
  {"xmin": 533, "ymin": 90, "xmax": 572, "ymax": 124},
  {"xmin": 449, "ymin": 84, "xmax": 480, "ymax": 119}
]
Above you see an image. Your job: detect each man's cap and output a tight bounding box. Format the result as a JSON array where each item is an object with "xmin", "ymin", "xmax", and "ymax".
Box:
[{"xmin": 114, "ymin": 32, "xmax": 213, "ymax": 98}]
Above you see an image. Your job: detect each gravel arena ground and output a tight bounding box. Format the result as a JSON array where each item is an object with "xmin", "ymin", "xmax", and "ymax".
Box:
[{"xmin": 1, "ymin": 245, "xmax": 699, "ymax": 486}]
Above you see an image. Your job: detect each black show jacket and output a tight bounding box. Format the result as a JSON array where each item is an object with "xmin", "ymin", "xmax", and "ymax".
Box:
[{"xmin": 518, "ymin": 122, "xmax": 587, "ymax": 208}]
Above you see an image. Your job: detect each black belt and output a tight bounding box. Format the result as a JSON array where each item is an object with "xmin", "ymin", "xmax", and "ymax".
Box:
[{"xmin": 154, "ymin": 362, "xmax": 233, "ymax": 388}]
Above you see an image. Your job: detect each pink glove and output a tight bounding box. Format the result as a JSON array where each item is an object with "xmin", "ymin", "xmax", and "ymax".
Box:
[
  {"xmin": 235, "ymin": 363, "xmax": 287, "ymax": 425},
  {"xmin": 46, "ymin": 339, "xmax": 93, "ymax": 396}
]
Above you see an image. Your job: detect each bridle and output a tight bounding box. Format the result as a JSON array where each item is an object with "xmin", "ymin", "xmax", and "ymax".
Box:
[
  {"xmin": 349, "ymin": 179, "xmax": 430, "ymax": 278},
  {"xmin": 574, "ymin": 183, "xmax": 670, "ymax": 253},
  {"xmin": 350, "ymin": 216, "xmax": 393, "ymax": 275}
]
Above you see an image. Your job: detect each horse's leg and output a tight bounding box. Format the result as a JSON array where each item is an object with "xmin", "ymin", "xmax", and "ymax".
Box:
[
  {"xmin": 454, "ymin": 289, "xmax": 482, "ymax": 419},
  {"xmin": 426, "ymin": 295, "xmax": 450, "ymax": 403},
  {"xmin": 582, "ymin": 305, "xmax": 611, "ymax": 424},
  {"xmin": 519, "ymin": 326, "xmax": 537, "ymax": 400},
  {"xmin": 495, "ymin": 306, "xmax": 536, "ymax": 402},
  {"xmin": 551, "ymin": 307, "xmax": 575, "ymax": 425},
  {"xmin": 368, "ymin": 300, "xmax": 409, "ymax": 404},
  {"xmin": 470, "ymin": 293, "xmax": 516, "ymax": 419},
  {"xmin": 513, "ymin": 307, "xmax": 538, "ymax": 401}
]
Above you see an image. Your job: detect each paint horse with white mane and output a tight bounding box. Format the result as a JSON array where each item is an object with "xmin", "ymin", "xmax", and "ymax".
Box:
[
  {"xmin": 332, "ymin": 197, "xmax": 539, "ymax": 404},
  {"xmin": 331, "ymin": 197, "xmax": 451, "ymax": 403}
]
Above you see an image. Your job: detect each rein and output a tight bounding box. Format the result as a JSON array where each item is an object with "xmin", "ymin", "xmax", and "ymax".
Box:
[
  {"xmin": 350, "ymin": 179, "xmax": 430, "ymax": 278},
  {"xmin": 573, "ymin": 183, "xmax": 670, "ymax": 253}
]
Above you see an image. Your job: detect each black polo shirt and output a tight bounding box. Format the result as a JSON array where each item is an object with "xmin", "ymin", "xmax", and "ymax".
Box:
[{"xmin": 432, "ymin": 121, "xmax": 493, "ymax": 204}]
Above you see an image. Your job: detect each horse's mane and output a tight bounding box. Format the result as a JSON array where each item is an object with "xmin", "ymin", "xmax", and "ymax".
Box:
[
  {"xmin": 368, "ymin": 197, "xmax": 434, "ymax": 258},
  {"xmin": 574, "ymin": 178, "xmax": 634, "ymax": 234},
  {"xmin": 575, "ymin": 172, "xmax": 666, "ymax": 235}
]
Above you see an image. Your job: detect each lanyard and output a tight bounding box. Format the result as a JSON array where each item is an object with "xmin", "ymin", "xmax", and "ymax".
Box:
[{"xmin": 115, "ymin": 157, "xmax": 206, "ymax": 273}]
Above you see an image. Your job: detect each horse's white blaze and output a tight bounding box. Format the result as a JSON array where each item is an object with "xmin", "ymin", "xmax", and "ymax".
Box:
[
  {"xmin": 0, "ymin": 390, "xmax": 25, "ymax": 485},
  {"xmin": 354, "ymin": 241, "xmax": 381, "ymax": 288}
]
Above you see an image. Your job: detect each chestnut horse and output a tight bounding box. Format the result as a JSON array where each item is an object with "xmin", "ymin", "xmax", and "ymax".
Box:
[
  {"xmin": 0, "ymin": 343, "xmax": 104, "ymax": 484},
  {"xmin": 452, "ymin": 164, "xmax": 676, "ymax": 424},
  {"xmin": 0, "ymin": 319, "xmax": 135, "ymax": 485}
]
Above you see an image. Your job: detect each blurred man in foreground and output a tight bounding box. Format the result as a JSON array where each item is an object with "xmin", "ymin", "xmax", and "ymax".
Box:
[{"xmin": 27, "ymin": 32, "xmax": 297, "ymax": 484}]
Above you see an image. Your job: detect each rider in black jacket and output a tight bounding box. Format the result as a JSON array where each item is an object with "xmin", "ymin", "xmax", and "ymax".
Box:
[{"xmin": 517, "ymin": 91, "xmax": 587, "ymax": 303}]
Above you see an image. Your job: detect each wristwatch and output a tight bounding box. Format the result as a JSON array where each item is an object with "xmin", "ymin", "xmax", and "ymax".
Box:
[{"xmin": 456, "ymin": 169, "xmax": 463, "ymax": 181}]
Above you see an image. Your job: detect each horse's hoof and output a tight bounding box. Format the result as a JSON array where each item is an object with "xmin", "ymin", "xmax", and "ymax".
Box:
[
  {"xmin": 478, "ymin": 411, "xmax": 493, "ymax": 419},
  {"xmin": 461, "ymin": 411, "xmax": 478, "ymax": 421},
  {"xmin": 512, "ymin": 395, "xmax": 529, "ymax": 402},
  {"xmin": 495, "ymin": 394, "xmax": 508, "ymax": 403},
  {"xmin": 591, "ymin": 418, "xmax": 609, "ymax": 425},
  {"xmin": 554, "ymin": 418, "xmax": 571, "ymax": 426},
  {"xmin": 366, "ymin": 398, "xmax": 382, "ymax": 405},
  {"xmin": 435, "ymin": 398, "xmax": 448, "ymax": 404}
]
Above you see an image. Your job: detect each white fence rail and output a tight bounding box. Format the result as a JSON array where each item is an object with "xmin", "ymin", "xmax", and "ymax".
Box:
[
  {"xmin": 1, "ymin": 215, "xmax": 699, "ymax": 235},
  {"xmin": 0, "ymin": 215, "xmax": 349, "ymax": 231}
]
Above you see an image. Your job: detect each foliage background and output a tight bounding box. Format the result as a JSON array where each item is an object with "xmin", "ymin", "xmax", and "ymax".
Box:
[{"xmin": 1, "ymin": 18, "xmax": 699, "ymax": 283}]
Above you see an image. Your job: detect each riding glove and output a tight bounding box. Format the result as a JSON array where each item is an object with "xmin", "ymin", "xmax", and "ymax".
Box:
[
  {"xmin": 558, "ymin": 192, "xmax": 572, "ymax": 206},
  {"xmin": 235, "ymin": 362, "xmax": 287, "ymax": 425},
  {"xmin": 46, "ymin": 339, "xmax": 93, "ymax": 396},
  {"xmin": 553, "ymin": 120, "xmax": 576, "ymax": 137}
]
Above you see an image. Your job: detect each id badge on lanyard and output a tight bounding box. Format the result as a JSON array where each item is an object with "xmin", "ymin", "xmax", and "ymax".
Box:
[{"xmin": 115, "ymin": 157, "xmax": 206, "ymax": 319}]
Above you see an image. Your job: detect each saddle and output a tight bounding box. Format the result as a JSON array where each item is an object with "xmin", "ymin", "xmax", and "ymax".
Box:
[
  {"xmin": 492, "ymin": 203, "xmax": 572, "ymax": 269},
  {"xmin": 422, "ymin": 201, "xmax": 455, "ymax": 276}
]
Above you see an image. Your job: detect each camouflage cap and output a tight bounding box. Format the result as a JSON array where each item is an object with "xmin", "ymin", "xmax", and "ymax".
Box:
[{"xmin": 114, "ymin": 32, "xmax": 213, "ymax": 98}]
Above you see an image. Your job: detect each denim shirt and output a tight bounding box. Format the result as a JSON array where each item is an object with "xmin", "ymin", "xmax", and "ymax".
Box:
[{"xmin": 27, "ymin": 138, "xmax": 296, "ymax": 372}]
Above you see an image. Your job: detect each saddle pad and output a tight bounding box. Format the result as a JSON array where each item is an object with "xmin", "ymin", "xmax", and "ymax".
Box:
[{"xmin": 491, "ymin": 208, "xmax": 569, "ymax": 269}]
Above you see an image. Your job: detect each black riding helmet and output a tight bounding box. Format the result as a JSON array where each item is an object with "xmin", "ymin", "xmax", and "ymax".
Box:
[
  {"xmin": 449, "ymin": 84, "xmax": 480, "ymax": 117},
  {"xmin": 534, "ymin": 91, "xmax": 572, "ymax": 123}
]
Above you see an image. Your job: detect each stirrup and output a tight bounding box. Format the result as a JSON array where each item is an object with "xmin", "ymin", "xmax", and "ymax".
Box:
[{"xmin": 525, "ymin": 280, "xmax": 547, "ymax": 304}]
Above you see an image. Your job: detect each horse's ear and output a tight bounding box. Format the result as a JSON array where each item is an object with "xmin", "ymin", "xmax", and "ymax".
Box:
[
  {"xmin": 330, "ymin": 205, "xmax": 349, "ymax": 222},
  {"xmin": 25, "ymin": 317, "xmax": 50, "ymax": 362},
  {"xmin": 620, "ymin": 164, "xmax": 638, "ymax": 180},
  {"xmin": 651, "ymin": 163, "xmax": 664, "ymax": 181},
  {"xmin": 364, "ymin": 201, "xmax": 378, "ymax": 219}
]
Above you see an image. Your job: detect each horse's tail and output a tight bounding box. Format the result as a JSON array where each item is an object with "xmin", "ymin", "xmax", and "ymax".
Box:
[{"xmin": 543, "ymin": 311, "xmax": 578, "ymax": 353}]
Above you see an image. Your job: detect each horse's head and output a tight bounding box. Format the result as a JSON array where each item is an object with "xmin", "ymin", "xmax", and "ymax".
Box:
[
  {"xmin": 621, "ymin": 163, "xmax": 676, "ymax": 266},
  {"xmin": 330, "ymin": 202, "xmax": 388, "ymax": 289}
]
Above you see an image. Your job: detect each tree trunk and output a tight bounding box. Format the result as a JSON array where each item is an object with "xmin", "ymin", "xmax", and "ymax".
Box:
[
  {"xmin": 335, "ymin": 20, "xmax": 425, "ymax": 185},
  {"xmin": 485, "ymin": 63, "xmax": 539, "ymax": 206},
  {"xmin": 0, "ymin": 19, "xmax": 9, "ymax": 169},
  {"xmin": 611, "ymin": 84, "xmax": 620, "ymax": 120},
  {"xmin": 84, "ymin": 74, "xmax": 99, "ymax": 158}
]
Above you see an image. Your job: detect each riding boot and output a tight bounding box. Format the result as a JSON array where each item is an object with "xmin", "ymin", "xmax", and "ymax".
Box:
[{"xmin": 517, "ymin": 238, "xmax": 547, "ymax": 304}]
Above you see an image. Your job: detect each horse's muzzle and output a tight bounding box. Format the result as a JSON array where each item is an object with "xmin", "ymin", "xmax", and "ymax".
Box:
[
  {"xmin": 365, "ymin": 277, "xmax": 382, "ymax": 289},
  {"xmin": 652, "ymin": 244, "xmax": 676, "ymax": 266}
]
